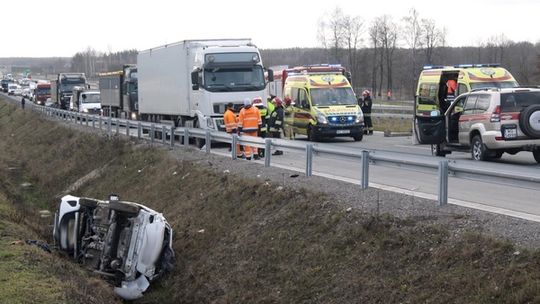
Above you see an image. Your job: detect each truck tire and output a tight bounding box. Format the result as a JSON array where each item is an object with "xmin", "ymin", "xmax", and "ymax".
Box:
[
  {"xmin": 79, "ymin": 198, "xmax": 99, "ymax": 208},
  {"xmin": 519, "ymin": 105, "xmax": 540, "ymax": 138},
  {"xmin": 471, "ymin": 135, "xmax": 490, "ymax": 161},
  {"xmin": 195, "ymin": 120, "xmax": 205, "ymax": 149}
]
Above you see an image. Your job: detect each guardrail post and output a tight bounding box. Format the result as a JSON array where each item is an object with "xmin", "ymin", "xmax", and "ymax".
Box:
[
  {"xmin": 205, "ymin": 130, "xmax": 211, "ymax": 154},
  {"xmin": 126, "ymin": 120, "xmax": 130, "ymax": 136},
  {"xmin": 150, "ymin": 124, "xmax": 155, "ymax": 144},
  {"xmin": 115, "ymin": 119, "xmax": 119, "ymax": 135},
  {"xmin": 305, "ymin": 144, "xmax": 313, "ymax": 177},
  {"xmin": 264, "ymin": 138, "xmax": 272, "ymax": 167},
  {"xmin": 98, "ymin": 116, "xmax": 102, "ymax": 130},
  {"xmin": 137, "ymin": 122, "xmax": 142, "ymax": 139},
  {"xmin": 361, "ymin": 150, "xmax": 370, "ymax": 189},
  {"xmin": 438, "ymin": 160, "xmax": 449, "ymax": 206},
  {"xmin": 85, "ymin": 115, "xmax": 89, "ymax": 126},
  {"xmin": 183, "ymin": 128, "xmax": 189, "ymax": 147},
  {"xmin": 170, "ymin": 127, "xmax": 175, "ymax": 148},
  {"xmin": 231, "ymin": 134, "xmax": 238, "ymax": 159},
  {"xmin": 108, "ymin": 117, "xmax": 112, "ymax": 135},
  {"xmin": 92, "ymin": 116, "xmax": 95, "ymax": 128},
  {"xmin": 162, "ymin": 125, "xmax": 167, "ymax": 145}
]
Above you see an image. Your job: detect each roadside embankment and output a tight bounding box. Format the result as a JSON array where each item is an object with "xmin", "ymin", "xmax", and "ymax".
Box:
[{"xmin": 1, "ymin": 98, "xmax": 540, "ymax": 303}]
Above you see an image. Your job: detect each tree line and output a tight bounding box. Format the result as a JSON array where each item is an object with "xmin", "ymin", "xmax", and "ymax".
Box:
[
  {"xmin": 261, "ymin": 7, "xmax": 540, "ymax": 100},
  {"xmin": 70, "ymin": 48, "xmax": 137, "ymax": 78}
]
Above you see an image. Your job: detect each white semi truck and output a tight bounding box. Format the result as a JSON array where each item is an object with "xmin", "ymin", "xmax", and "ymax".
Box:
[{"xmin": 137, "ymin": 39, "xmax": 273, "ymax": 145}]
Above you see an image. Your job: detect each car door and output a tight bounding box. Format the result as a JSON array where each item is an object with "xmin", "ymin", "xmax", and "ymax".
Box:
[
  {"xmin": 458, "ymin": 94, "xmax": 478, "ymax": 144},
  {"xmin": 414, "ymin": 94, "xmax": 446, "ymax": 145}
]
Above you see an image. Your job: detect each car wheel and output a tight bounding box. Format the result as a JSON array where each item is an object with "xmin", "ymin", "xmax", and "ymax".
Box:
[
  {"xmin": 471, "ymin": 135, "xmax": 489, "ymax": 161},
  {"xmin": 109, "ymin": 201, "xmax": 140, "ymax": 215},
  {"xmin": 533, "ymin": 149, "xmax": 540, "ymax": 164},
  {"xmin": 353, "ymin": 133, "xmax": 363, "ymax": 142},
  {"xmin": 307, "ymin": 125, "xmax": 319, "ymax": 142},
  {"xmin": 519, "ymin": 105, "xmax": 540, "ymax": 138}
]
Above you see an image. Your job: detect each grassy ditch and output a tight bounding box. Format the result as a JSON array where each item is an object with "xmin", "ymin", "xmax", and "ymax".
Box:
[{"xmin": 1, "ymin": 98, "xmax": 540, "ymax": 303}]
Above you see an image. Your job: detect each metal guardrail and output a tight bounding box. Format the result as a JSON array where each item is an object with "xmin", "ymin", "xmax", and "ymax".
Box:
[{"xmin": 26, "ymin": 103, "xmax": 540, "ymax": 206}]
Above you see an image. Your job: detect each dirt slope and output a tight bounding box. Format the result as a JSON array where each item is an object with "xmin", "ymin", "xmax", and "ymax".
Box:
[{"xmin": 1, "ymin": 98, "xmax": 540, "ymax": 304}]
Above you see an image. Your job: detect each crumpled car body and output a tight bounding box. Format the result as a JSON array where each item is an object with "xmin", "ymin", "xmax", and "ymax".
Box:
[{"xmin": 53, "ymin": 195, "xmax": 174, "ymax": 300}]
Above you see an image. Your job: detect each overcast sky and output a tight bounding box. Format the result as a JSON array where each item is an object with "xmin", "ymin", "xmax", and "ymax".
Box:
[{"xmin": 2, "ymin": 0, "xmax": 539, "ymax": 57}]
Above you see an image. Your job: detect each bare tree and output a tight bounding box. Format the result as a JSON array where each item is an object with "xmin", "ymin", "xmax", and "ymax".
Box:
[
  {"xmin": 376, "ymin": 15, "xmax": 399, "ymax": 96},
  {"xmin": 421, "ymin": 18, "xmax": 446, "ymax": 65},
  {"xmin": 369, "ymin": 19, "xmax": 384, "ymax": 97},
  {"xmin": 402, "ymin": 8, "xmax": 423, "ymax": 92},
  {"xmin": 486, "ymin": 34, "xmax": 513, "ymax": 64},
  {"xmin": 342, "ymin": 15, "xmax": 364, "ymax": 88}
]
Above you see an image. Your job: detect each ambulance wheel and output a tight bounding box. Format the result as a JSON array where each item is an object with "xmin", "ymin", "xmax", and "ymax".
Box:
[
  {"xmin": 307, "ymin": 125, "xmax": 319, "ymax": 142},
  {"xmin": 353, "ymin": 134, "xmax": 363, "ymax": 142}
]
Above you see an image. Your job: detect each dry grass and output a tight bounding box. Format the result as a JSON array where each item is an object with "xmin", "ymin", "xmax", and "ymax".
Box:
[{"xmin": 2, "ymin": 98, "xmax": 540, "ymax": 304}]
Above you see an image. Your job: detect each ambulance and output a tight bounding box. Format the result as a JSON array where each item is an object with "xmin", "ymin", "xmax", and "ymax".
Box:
[
  {"xmin": 281, "ymin": 65, "xmax": 364, "ymax": 141},
  {"xmin": 415, "ymin": 64, "xmax": 518, "ymax": 116}
]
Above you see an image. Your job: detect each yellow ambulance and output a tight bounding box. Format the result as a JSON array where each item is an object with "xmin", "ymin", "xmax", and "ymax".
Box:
[
  {"xmin": 415, "ymin": 64, "xmax": 518, "ymax": 116},
  {"xmin": 281, "ymin": 65, "xmax": 364, "ymax": 141}
]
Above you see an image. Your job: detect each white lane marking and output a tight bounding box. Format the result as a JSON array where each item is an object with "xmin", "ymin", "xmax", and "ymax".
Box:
[{"xmin": 212, "ymin": 150, "xmax": 540, "ymax": 223}]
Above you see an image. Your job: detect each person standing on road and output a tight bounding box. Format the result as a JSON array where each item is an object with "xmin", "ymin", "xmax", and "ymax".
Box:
[
  {"xmin": 252, "ymin": 96, "xmax": 269, "ymax": 158},
  {"xmin": 268, "ymin": 97, "xmax": 284, "ymax": 155},
  {"xmin": 360, "ymin": 90, "xmax": 373, "ymax": 135},
  {"xmin": 21, "ymin": 96, "xmax": 26, "ymax": 110},
  {"xmin": 237, "ymin": 98, "xmax": 262, "ymax": 160},
  {"xmin": 223, "ymin": 102, "xmax": 242, "ymax": 158}
]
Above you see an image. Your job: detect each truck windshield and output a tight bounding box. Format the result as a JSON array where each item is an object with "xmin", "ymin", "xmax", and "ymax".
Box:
[
  {"xmin": 310, "ymin": 87, "xmax": 357, "ymax": 106},
  {"xmin": 470, "ymin": 81, "xmax": 518, "ymax": 90},
  {"xmin": 204, "ymin": 66, "xmax": 265, "ymax": 92},
  {"xmin": 81, "ymin": 94, "xmax": 100, "ymax": 103},
  {"xmin": 60, "ymin": 83, "xmax": 83, "ymax": 92},
  {"xmin": 36, "ymin": 88, "xmax": 50, "ymax": 95}
]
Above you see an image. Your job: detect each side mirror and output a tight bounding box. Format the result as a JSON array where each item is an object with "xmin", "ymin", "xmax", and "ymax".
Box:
[
  {"xmin": 267, "ymin": 69, "xmax": 274, "ymax": 82},
  {"xmin": 191, "ymin": 70, "xmax": 199, "ymax": 90}
]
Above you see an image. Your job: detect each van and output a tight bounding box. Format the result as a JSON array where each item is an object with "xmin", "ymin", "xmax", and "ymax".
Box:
[
  {"xmin": 282, "ymin": 65, "xmax": 364, "ymax": 141},
  {"xmin": 415, "ymin": 64, "xmax": 518, "ymax": 117}
]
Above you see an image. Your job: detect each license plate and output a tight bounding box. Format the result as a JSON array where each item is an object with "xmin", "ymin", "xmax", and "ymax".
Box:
[
  {"xmin": 336, "ymin": 130, "xmax": 350, "ymax": 134},
  {"xmin": 504, "ymin": 128, "xmax": 517, "ymax": 139}
]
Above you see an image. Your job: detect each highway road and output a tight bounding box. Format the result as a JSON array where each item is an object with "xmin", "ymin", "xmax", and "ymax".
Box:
[{"xmin": 3, "ymin": 93, "xmax": 540, "ymax": 220}]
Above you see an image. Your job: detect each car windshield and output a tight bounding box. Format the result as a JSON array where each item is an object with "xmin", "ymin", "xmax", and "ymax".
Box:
[
  {"xmin": 310, "ymin": 87, "xmax": 357, "ymax": 106},
  {"xmin": 81, "ymin": 94, "xmax": 100, "ymax": 103},
  {"xmin": 470, "ymin": 81, "xmax": 518, "ymax": 90},
  {"xmin": 204, "ymin": 66, "xmax": 265, "ymax": 92},
  {"xmin": 500, "ymin": 91, "xmax": 540, "ymax": 112}
]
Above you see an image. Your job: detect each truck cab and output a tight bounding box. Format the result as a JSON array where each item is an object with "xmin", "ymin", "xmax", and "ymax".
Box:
[
  {"xmin": 53, "ymin": 73, "xmax": 87, "ymax": 110},
  {"xmin": 70, "ymin": 87, "xmax": 101, "ymax": 114},
  {"xmin": 281, "ymin": 65, "xmax": 364, "ymax": 141}
]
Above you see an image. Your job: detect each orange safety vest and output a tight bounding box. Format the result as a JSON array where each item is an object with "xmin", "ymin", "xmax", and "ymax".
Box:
[
  {"xmin": 238, "ymin": 105, "xmax": 261, "ymax": 133},
  {"xmin": 447, "ymin": 79, "xmax": 457, "ymax": 94},
  {"xmin": 223, "ymin": 109, "xmax": 237, "ymax": 133}
]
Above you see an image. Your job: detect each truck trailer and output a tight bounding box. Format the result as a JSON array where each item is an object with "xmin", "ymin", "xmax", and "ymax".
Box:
[
  {"xmin": 51, "ymin": 73, "xmax": 87, "ymax": 109},
  {"xmin": 137, "ymin": 39, "xmax": 272, "ymax": 145},
  {"xmin": 98, "ymin": 65, "xmax": 138, "ymax": 119}
]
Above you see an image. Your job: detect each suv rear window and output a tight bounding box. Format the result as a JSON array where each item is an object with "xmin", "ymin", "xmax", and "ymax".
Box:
[{"xmin": 500, "ymin": 91, "xmax": 540, "ymax": 112}]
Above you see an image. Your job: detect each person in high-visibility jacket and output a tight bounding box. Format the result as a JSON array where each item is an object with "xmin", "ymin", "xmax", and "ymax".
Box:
[
  {"xmin": 253, "ymin": 97, "xmax": 269, "ymax": 157},
  {"xmin": 223, "ymin": 102, "xmax": 242, "ymax": 158},
  {"xmin": 237, "ymin": 98, "xmax": 262, "ymax": 160},
  {"xmin": 268, "ymin": 97, "xmax": 284, "ymax": 155},
  {"xmin": 359, "ymin": 90, "xmax": 373, "ymax": 135}
]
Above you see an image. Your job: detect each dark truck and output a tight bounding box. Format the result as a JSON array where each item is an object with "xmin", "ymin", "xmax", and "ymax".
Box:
[
  {"xmin": 98, "ymin": 65, "xmax": 138, "ymax": 119},
  {"xmin": 51, "ymin": 73, "xmax": 87, "ymax": 109},
  {"xmin": 1, "ymin": 79, "xmax": 13, "ymax": 93}
]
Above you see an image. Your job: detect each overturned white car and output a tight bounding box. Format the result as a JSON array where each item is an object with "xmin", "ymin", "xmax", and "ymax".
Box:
[{"xmin": 53, "ymin": 194, "xmax": 174, "ymax": 300}]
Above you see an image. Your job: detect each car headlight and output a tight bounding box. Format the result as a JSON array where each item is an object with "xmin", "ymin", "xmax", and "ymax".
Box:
[
  {"xmin": 355, "ymin": 111, "xmax": 364, "ymax": 124},
  {"xmin": 316, "ymin": 111, "xmax": 328, "ymax": 124}
]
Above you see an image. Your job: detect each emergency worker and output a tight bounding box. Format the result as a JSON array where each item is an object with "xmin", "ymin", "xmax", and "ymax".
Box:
[
  {"xmin": 268, "ymin": 97, "xmax": 284, "ymax": 155},
  {"xmin": 252, "ymin": 96, "xmax": 269, "ymax": 157},
  {"xmin": 283, "ymin": 96, "xmax": 294, "ymax": 140},
  {"xmin": 223, "ymin": 102, "xmax": 242, "ymax": 158},
  {"xmin": 360, "ymin": 90, "xmax": 373, "ymax": 135},
  {"xmin": 237, "ymin": 98, "xmax": 262, "ymax": 160}
]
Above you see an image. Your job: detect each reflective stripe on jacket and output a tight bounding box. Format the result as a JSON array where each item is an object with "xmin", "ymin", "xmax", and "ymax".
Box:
[
  {"xmin": 223, "ymin": 109, "xmax": 237, "ymax": 133},
  {"xmin": 238, "ymin": 105, "xmax": 261, "ymax": 133}
]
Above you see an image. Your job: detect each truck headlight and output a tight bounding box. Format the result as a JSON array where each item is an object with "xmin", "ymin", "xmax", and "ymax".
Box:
[
  {"xmin": 83, "ymin": 108, "xmax": 89, "ymax": 113},
  {"xmin": 316, "ymin": 111, "xmax": 328, "ymax": 124},
  {"xmin": 207, "ymin": 117, "xmax": 214, "ymax": 128}
]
